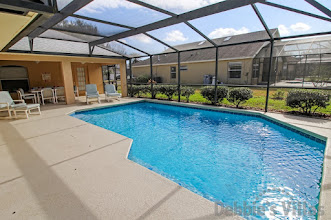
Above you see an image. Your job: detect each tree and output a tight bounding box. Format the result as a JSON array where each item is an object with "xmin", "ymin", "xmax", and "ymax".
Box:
[
  {"xmin": 104, "ymin": 42, "xmax": 127, "ymax": 56},
  {"xmin": 130, "ymin": 54, "xmax": 142, "ymax": 63},
  {"xmin": 56, "ymin": 18, "xmax": 98, "ymax": 35}
]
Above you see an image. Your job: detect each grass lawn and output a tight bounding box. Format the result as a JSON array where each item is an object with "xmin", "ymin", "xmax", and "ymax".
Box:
[{"xmin": 134, "ymin": 87, "xmax": 331, "ymax": 116}]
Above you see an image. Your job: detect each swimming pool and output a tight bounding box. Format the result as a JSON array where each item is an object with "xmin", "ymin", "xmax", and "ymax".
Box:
[{"xmin": 72, "ymin": 101, "xmax": 326, "ymax": 219}]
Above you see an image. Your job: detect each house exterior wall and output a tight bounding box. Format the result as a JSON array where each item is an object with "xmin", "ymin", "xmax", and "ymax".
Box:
[
  {"xmin": 88, "ymin": 64, "xmax": 104, "ymax": 94},
  {"xmin": 0, "ymin": 53, "xmax": 127, "ymax": 103},
  {"xmin": 0, "ymin": 60, "xmax": 64, "ymax": 88},
  {"xmin": 0, "ymin": 61, "xmax": 107, "ymax": 94},
  {"xmin": 132, "ymin": 58, "xmax": 254, "ymax": 85},
  {"xmin": 71, "ymin": 63, "xmax": 105, "ymax": 94}
]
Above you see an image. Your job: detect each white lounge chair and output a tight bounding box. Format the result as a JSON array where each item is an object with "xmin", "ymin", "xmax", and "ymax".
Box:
[
  {"xmin": 86, "ymin": 84, "xmax": 100, "ymax": 104},
  {"xmin": 0, "ymin": 91, "xmax": 41, "ymax": 119},
  {"xmin": 54, "ymin": 87, "xmax": 66, "ymax": 103},
  {"xmin": 17, "ymin": 88, "xmax": 37, "ymax": 103},
  {"xmin": 41, "ymin": 88, "xmax": 55, "ymax": 105},
  {"xmin": 105, "ymin": 84, "xmax": 121, "ymax": 102}
]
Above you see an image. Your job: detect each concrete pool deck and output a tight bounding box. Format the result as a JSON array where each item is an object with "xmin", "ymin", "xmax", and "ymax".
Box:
[{"xmin": 0, "ymin": 97, "xmax": 330, "ymax": 219}]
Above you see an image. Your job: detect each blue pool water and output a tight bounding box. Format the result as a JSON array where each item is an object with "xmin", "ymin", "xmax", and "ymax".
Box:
[{"xmin": 72, "ymin": 102, "xmax": 326, "ymax": 219}]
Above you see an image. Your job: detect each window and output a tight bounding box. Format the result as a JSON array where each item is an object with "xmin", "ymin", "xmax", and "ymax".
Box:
[
  {"xmin": 224, "ymin": 36, "xmax": 232, "ymax": 42},
  {"xmin": 170, "ymin": 66, "xmax": 176, "ymax": 79},
  {"xmin": 228, "ymin": 62, "xmax": 242, "ymax": 78},
  {"xmin": 252, "ymin": 59, "xmax": 260, "ymax": 78},
  {"xmin": 180, "ymin": 66, "xmax": 188, "ymax": 71}
]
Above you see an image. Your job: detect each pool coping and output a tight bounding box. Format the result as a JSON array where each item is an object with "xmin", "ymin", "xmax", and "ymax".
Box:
[{"xmin": 69, "ymin": 99, "xmax": 330, "ymax": 219}]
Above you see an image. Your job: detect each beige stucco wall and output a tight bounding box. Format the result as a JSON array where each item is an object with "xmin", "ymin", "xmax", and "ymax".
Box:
[
  {"xmin": 71, "ymin": 63, "xmax": 105, "ymax": 95},
  {"xmin": 0, "ymin": 60, "xmax": 64, "ymax": 88},
  {"xmin": 132, "ymin": 59, "xmax": 254, "ymax": 85},
  {"xmin": 0, "ymin": 53, "xmax": 128, "ymax": 103}
]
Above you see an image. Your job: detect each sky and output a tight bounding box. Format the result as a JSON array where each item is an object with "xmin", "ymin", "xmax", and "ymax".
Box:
[{"xmin": 61, "ymin": 0, "xmax": 331, "ymax": 56}]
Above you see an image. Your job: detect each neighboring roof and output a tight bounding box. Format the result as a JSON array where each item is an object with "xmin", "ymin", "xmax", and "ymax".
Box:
[{"xmin": 133, "ymin": 29, "xmax": 277, "ymax": 66}]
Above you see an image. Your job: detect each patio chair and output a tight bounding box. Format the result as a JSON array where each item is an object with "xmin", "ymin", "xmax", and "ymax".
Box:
[
  {"xmin": 85, "ymin": 84, "xmax": 100, "ymax": 104},
  {"xmin": 41, "ymin": 88, "xmax": 55, "ymax": 105},
  {"xmin": 0, "ymin": 91, "xmax": 41, "ymax": 119},
  {"xmin": 17, "ymin": 88, "xmax": 37, "ymax": 103},
  {"xmin": 105, "ymin": 84, "xmax": 121, "ymax": 102},
  {"xmin": 54, "ymin": 87, "xmax": 66, "ymax": 103}
]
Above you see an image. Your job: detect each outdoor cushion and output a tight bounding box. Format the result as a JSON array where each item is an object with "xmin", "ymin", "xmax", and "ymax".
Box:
[
  {"xmin": 106, "ymin": 93, "xmax": 121, "ymax": 97},
  {"xmin": 87, "ymin": 94, "xmax": 100, "ymax": 98},
  {"xmin": 55, "ymin": 87, "xmax": 65, "ymax": 96},
  {"xmin": 14, "ymin": 103, "xmax": 40, "ymax": 109},
  {"xmin": 105, "ymin": 84, "xmax": 121, "ymax": 97},
  {"xmin": 0, "ymin": 91, "xmax": 15, "ymax": 108},
  {"xmin": 42, "ymin": 88, "xmax": 54, "ymax": 98},
  {"xmin": 11, "ymin": 103, "xmax": 28, "ymax": 109},
  {"xmin": 0, "ymin": 104, "xmax": 10, "ymax": 109},
  {"xmin": 85, "ymin": 84, "xmax": 100, "ymax": 104},
  {"xmin": 86, "ymin": 84, "xmax": 98, "ymax": 95}
]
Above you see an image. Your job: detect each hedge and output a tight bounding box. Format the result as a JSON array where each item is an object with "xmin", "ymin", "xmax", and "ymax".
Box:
[
  {"xmin": 181, "ymin": 87, "xmax": 195, "ymax": 102},
  {"xmin": 200, "ymin": 86, "xmax": 228, "ymax": 104},
  {"xmin": 159, "ymin": 85, "xmax": 178, "ymax": 100},
  {"xmin": 286, "ymin": 89, "xmax": 330, "ymax": 115},
  {"xmin": 228, "ymin": 87, "xmax": 253, "ymax": 108}
]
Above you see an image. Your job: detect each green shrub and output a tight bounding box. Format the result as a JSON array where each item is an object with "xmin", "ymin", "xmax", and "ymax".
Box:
[
  {"xmin": 130, "ymin": 85, "xmax": 149, "ymax": 97},
  {"xmin": 159, "ymin": 85, "xmax": 178, "ymax": 100},
  {"xmin": 150, "ymin": 85, "xmax": 160, "ymax": 99},
  {"xmin": 228, "ymin": 87, "xmax": 253, "ymax": 108},
  {"xmin": 129, "ymin": 85, "xmax": 138, "ymax": 97},
  {"xmin": 272, "ymin": 89, "xmax": 285, "ymax": 100},
  {"xmin": 181, "ymin": 87, "xmax": 195, "ymax": 102},
  {"xmin": 200, "ymin": 86, "xmax": 228, "ymax": 104},
  {"xmin": 135, "ymin": 74, "xmax": 150, "ymax": 83},
  {"xmin": 286, "ymin": 89, "xmax": 330, "ymax": 114}
]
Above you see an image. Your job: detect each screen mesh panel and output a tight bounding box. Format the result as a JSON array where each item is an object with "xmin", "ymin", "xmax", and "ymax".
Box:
[
  {"xmin": 147, "ymin": 23, "xmax": 213, "ymax": 51},
  {"xmin": 40, "ymin": 30, "xmax": 103, "ymax": 42},
  {"xmin": 33, "ymin": 38, "xmax": 89, "ymax": 54},
  {"xmin": 9, "ymin": 37, "xmax": 30, "ymax": 51},
  {"xmin": 93, "ymin": 46, "xmax": 122, "ymax": 56},
  {"xmin": 267, "ymin": 0, "xmax": 329, "ymax": 18},
  {"xmin": 138, "ymin": 0, "xmax": 226, "ymax": 15},
  {"xmin": 75, "ymin": 0, "xmax": 170, "ymax": 28},
  {"xmin": 188, "ymin": 6, "xmax": 266, "ymax": 46},
  {"xmin": 102, "ymin": 41, "xmax": 147, "ymax": 57},
  {"xmin": 54, "ymin": 16, "xmax": 129, "ymax": 36},
  {"xmin": 57, "ymin": 0, "xmax": 73, "ymax": 11},
  {"xmin": 118, "ymin": 34, "xmax": 175, "ymax": 55},
  {"xmin": 256, "ymin": 3, "xmax": 331, "ymax": 37}
]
